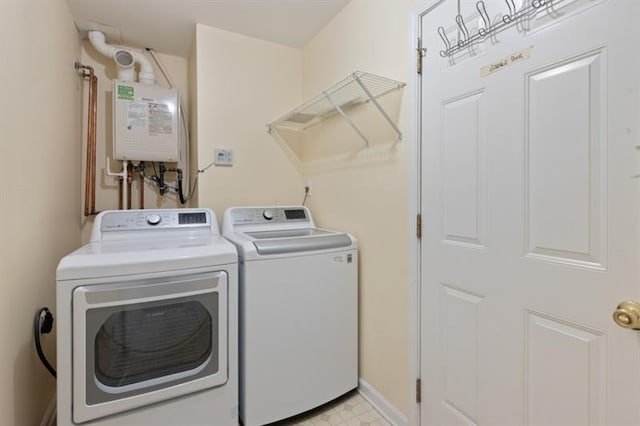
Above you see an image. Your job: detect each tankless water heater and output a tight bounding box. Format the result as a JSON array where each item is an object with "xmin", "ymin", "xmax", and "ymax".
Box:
[{"xmin": 113, "ymin": 81, "xmax": 179, "ymax": 162}]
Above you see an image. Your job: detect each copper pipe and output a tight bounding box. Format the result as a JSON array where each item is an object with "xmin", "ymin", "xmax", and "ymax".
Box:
[
  {"xmin": 83, "ymin": 67, "xmax": 93, "ymax": 215},
  {"xmin": 90, "ymin": 74, "xmax": 98, "ymax": 213},
  {"xmin": 77, "ymin": 63, "xmax": 99, "ymax": 216}
]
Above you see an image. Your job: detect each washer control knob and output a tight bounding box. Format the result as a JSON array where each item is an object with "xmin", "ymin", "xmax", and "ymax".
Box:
[
  {"xmin": 263, "ymin": 209, "xmax": 274, "ymax": 220},
  {"xmin": 147, "ymin": 214, "xmax": 162, "ymax": 225}
]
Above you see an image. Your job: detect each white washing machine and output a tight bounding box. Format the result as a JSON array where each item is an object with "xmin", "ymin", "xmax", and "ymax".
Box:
[
  {"xmin": 222, "ymin": 206, "xmax": 358, "ymax": 426},
  {"xmin": 56, "ymin": 208, "xmax": 238, "ymax": 425}
]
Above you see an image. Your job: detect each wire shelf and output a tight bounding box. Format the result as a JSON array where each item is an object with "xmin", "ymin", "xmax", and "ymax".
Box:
[{"xmin": 267, "ymin": 71, "xmax": 406, "ymax": 146}]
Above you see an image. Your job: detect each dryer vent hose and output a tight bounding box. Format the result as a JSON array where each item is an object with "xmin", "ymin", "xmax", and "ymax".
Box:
[{"xmin": 34, "ymin": 307, "xmax": 56, "ymax": 379}]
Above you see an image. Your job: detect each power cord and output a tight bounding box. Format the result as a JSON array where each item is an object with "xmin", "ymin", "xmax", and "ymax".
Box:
[{"xmin": 34, "ymin": 307, "xmax": 56, "ymax": 378}]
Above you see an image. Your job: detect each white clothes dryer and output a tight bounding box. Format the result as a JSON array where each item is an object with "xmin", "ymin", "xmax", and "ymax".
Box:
[
  {"xmin": 56, "ymin": 209, "xmax": 238, "ymax": 425},
  {"xmin": 222, "ymin": 206, "xmax": 358, "ymax": 426}
]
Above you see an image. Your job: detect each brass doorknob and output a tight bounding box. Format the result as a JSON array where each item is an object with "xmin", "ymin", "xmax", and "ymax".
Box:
[{"xmin": 613, "ymin": 301, "xmax": 640, "ymax": 329}]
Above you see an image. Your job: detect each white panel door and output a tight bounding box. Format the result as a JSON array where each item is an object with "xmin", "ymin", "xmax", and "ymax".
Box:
[{"xmin": 419, "ymin": 1, "xmax": 640, "ymax": 425}]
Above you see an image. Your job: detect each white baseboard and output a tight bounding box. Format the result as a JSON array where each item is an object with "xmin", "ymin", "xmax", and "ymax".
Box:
[{"xmin": 358, "ymin": 379, "xmax": 409, "ymax": 426}]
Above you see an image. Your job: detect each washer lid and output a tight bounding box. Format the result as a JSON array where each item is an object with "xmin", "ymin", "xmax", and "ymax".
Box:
[
  {"xmin": 245, "ymin": 228, "xmax": 331, "ymax": 239},
  {"xmin": 221, "ymin": 206, "xmax": 357, "ymax": 259},
  {"xmin": 249, "ymin": 230, "xmax": 353, "ymax": 255}
]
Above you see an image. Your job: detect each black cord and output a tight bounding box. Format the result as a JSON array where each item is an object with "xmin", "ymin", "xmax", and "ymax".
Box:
[
  {"xmin": 176, "ymin": 169, "xmax": 187, "ymax": 204},
  {"xmin": 302, "ymin": 187, "xmax": 309, "ymax": 206},
  {"xmin": 34, "ymin": 307, "xmax": 56, "ymax": 378}
]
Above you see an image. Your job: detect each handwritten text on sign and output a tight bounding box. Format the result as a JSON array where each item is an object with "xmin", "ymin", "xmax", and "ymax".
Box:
[{"xmin": 480, "ymin": 46, "xmax": 534, "ymax": 77}]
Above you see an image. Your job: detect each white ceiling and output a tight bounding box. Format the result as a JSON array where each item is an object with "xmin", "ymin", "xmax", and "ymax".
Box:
[{"xmin": 67, "ymin": 0, "xmax": 351, "ymax": 57}]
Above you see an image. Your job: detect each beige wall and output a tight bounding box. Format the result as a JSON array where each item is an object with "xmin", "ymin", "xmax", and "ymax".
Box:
[
  {"xmin": 79, "ymin": 42, "xmax": 191, "ymax": 242},
  {"xmin": 0, "ymin": 0, "xmax": 81, "ymax": 424},
  {"xmin": 193, "ymin": 24, "xmax": 304, "ymax": 221},
  {"xmin": 300, "ymin": 0, "xmax": 414, "ymax": 415}
]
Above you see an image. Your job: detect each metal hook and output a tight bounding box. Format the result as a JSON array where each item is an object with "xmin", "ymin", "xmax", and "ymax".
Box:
[
  {"xmin": 503, "ymin": 0, "xmax": 517, "ymax": 23},
  {"xmin": 531, "ymin": 0, "xmax": 545, "ymax": 9},
  {"xmin": 476, "ymin": 1, "xmax": 491, "ymax": 36},
  {"xmin": 455, "ymin": 14, "xmax": 470, "ymax": 46},
  {"xmin": 438, "ymin": 26, "xmax": 452, "ymax": 56},
  {"xmin": 439, "ymin": 0, "xmax": 556, "ymax": 57}
]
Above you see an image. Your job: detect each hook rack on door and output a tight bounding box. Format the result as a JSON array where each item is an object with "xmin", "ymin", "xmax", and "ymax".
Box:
[{"xmin": 439, "ymin": 0, "xmax": 548, "ymax": 57}]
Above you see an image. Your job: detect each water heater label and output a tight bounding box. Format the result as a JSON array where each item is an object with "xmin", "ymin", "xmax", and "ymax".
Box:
[
  {"xmin": 148, "ymin": 103, "xmax": 173, "ymax": 136},
  {"xmin": 117, "ymin": 85, "xmax": 134, "ymax": 100},
  {"xmin": 127, "ymin": 102, "xmax": 148, "ymax": 130}
]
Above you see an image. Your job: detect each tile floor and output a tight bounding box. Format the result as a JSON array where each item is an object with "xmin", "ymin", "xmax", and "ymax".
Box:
[{"xmin": 278, "ymin": 391, "xmax": 392, "ymax": 426}]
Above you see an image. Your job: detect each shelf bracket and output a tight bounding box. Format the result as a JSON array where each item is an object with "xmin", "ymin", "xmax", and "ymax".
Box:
[
  {"xmin": 353, "ymin": 73, "xmax": 403, "ymax": 141},
  {"xmin": 323, "ymin": 91, "xmax": 370, "ymax": 148}
]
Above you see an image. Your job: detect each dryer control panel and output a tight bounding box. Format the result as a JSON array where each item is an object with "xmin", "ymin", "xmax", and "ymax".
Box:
[
  {"xmin": 230, "ymin": 207, "xmax": 309, "ymax": 225},
  {"xmin": 95, "ymin": 209, "xmax": 214, "ymax": 238}
]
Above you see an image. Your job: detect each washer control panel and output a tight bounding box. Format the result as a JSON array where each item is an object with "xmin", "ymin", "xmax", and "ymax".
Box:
[
  {"xmin": 231, "ymin": 207, "xmax": 308, "ymax": 225},
  {"xmin": 100, "ymin": 209, "xmax": 211, "ymax": 232}
]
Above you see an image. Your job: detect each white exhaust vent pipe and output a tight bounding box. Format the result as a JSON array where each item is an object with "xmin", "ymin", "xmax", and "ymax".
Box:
[
  {"xmin": 88, "ymin": 31, "xmax": 156, "ymax": 84},
  {"xmin": 113, "ymin": 50, "xmax": 135, "ymax": 82}
]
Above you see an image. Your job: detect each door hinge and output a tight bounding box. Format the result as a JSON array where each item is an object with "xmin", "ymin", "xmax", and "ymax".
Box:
[
  {"xmin": 416, "ymin": 214, "xmax": 422, "ymax": 239},
  {"xmin": 416, "ymin": 38, "xmax": 427, "ymax": 75},
  {"xmin": 416, "ymin": 378, "xmax": 422, "ymax": 403}
]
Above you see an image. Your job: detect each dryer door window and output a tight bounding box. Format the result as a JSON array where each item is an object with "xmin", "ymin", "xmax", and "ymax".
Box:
[
  {"xmin": 72, "ymin": 271, "xmax": 228, "ymax": 424},
  {"xmin": 89, "ymin": 295, "xmax": 218, "ymax": 395},
  {"xmin": 93, "ymin": 299, "xmax": 214, "ymax": 388}
]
